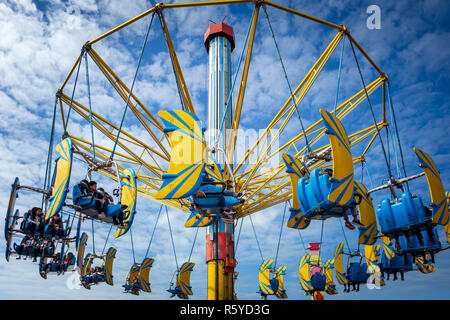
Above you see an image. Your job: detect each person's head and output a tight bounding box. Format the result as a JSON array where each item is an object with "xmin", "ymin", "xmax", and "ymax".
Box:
[
  {"xmin": 31, "ymin": 207, "xmax": 42, "ymax": 216},
  {"xmin": 88, "ymin": 181, "xmax": 97, "ymax": 191},
  {"xmin": 54, "ymin": 213, "xmax": 60, "ymax": 220}
]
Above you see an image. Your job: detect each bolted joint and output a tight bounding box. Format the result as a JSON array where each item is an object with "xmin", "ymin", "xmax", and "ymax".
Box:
[
  {"xmin": 153, "ymin": 2, "xmax": 164, "ymax": 14},
  {"xmin": 252, "ymin": 0, "xmax": 265, "ymax": 7},
  {"xmin": 56, "ymin": 89, "xmax": 63, "ymax": 98},
  {"xmin": 82, "ymin": 41, "xmax": 92, "ymax": 53}
]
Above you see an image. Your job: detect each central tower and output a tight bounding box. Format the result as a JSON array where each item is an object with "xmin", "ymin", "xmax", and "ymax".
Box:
[{"xmin": 204, "ymin": 21, "xmax": 236, "ymax": 300}]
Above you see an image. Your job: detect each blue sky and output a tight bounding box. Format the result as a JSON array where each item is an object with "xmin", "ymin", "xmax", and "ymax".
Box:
[{"xmin": 0, "ymin": 0, "xmax": 449, "ymax": 300}]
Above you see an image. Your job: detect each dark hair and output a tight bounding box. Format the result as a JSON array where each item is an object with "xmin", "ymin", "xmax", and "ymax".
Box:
[{"xmin": 88, "ymin": 181, "xmax": 97, "ymax": 187}]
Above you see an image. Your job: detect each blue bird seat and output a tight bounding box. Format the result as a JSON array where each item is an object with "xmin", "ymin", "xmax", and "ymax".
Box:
[
  {"xmin": 347, "ymin": 263, "xmax": 370, "ymax": 283},
  {"xmin": 310, "ymin": 272, "xmax": 326, "ymax": 291},
  {"xmin": 397, "ymin": 228, "xmax": 441, "ymax": 255},
  {"xmin": 72, "ymin": 182, "xmax": 125, "ymax": 222},
  {"xmin": 192, "ymin": 178, "xmax": 242, "ymax": 215},
  {"xmin": 381, "ymin": 254, "xmax": 414, "ymax": 272},
  {"xmin": 297, "ymin": 168, "xmax": 357, "ymax": 219},
  {"xmin": 376, "ymin": 192, "xmax": 431, "ymax": 236}
]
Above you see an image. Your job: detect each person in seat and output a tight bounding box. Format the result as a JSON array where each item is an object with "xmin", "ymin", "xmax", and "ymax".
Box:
[
  {"xmin": 14, "ymin": 235, "xmax": 32, "ymax": 260},
  {"xmin": 88, "ymin": 182, "xmax": 124, "ymax": 226},
  {"xmin": 28, "ymin": 207, "xmax": 44, "ymax": 237},
  {"xmin": 41, "ymin": 239, "xmax": 55, "ymax": 258},
  {"xmin": 47, "ymin": 213, "xmax": 65, "ymax": 238}
]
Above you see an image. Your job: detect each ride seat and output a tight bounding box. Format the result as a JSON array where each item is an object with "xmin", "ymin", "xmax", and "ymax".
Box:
[
  {"xmin": 377, "ymin": 192, "xmax": 431, "ymax": 235},
  {"xmin": 297, "ymin": 168, "xmax": 356, "ymax": 218},
  {"xmin": 397, "ymin": 228, "xmax": 441, "ymax": 254},
  {"xmin": 310, "ymin": 272, "xmax": 326, "ymax": 291},
  {"xmin": 72, "ymin": 182, "xmax": 95, "ymax": 208}
]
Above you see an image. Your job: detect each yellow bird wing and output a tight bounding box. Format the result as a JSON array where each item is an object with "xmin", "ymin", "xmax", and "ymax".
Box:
[
  {"xmin": 283, "ymin": 154, "xmax": 310, "ymax": 230},
  {"xmin": 414, "ymin": 148, "xmax": 448, "ymax": 226},
  {"xmin": 184, "ymin": 210, "xmax": 218, "ymax": 228},
  {"xmin": 139, "ymin": 258, "xmax": 154, "ymax": 293},
  {"xmin": 259, "ymin": 259, "xmax": 275, "ymax": 295},
  {"xmin": 45, "ymin": 138, "xmax": 73, "ymax": 221},
  {"xmin": 177, "ymin": 262, "xmax": 195, "ymax": 297},
  {"xmin": 320, "ymin": 109, "xmax": 354, "ymax": 206},
  {"xmin": 155, "ymin": 110, "xmax": 206, "ymax": 200},
  {"xmin": 354, "ymin": 181, "xmax": 378, "ymax": 245},
  {"xmin": 334, "ymin": 242, "xmax": 348, "ymax": 285},
  {"xmin": 77, "ymin": 232, "xmax": 88, "ymax": 272},
  {"xmin": 81, "ymin": 253, "xmax": 92, "ymax": 278},
  {"xmin": 128, "ymin": 263, "xmax": 140, "ymax": 284},
  {"xmin": 381, "ymin": 236, "xmax": 396, "ymax": 260},
  {"xmin": 416, "ymin": 255, "xmax": 435, "ymax": 274},
  {"xmin": 274, "ymin": 266, "xmax": 288, "ymax": 299},
  {"xmin": 104, "ymin": 247, "xmax": 117, "ymax": 286},
  {"xmin": 323, "ymin": 259, "xmax": 335, "ymax": 286},
  {"xmin": 298, "ymin": 253, "xmax": 314, "ymax": 291},
  {"xmin": 115, "ymin": 168, "xmax": 137, "ymax": 238},
  {"xmin": 364, "ymin": 245, "xmax": 379, "ymax": 273},
  {"xmin": 205, "ymin": 156, "xmax": 225, "ymax": 183}
]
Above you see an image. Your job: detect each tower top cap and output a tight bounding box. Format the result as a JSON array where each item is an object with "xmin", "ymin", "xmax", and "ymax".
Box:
[{"xmin": 204, "ymin": 22, "xmax": 235, "ymax": 53}]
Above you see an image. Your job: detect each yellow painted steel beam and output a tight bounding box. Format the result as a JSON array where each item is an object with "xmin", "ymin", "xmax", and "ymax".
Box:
[
  {"xmin": 232, "ymin": 31, "xmax": 344, "ymax": 176},
  {"xmin": 164, "ymin": 0, "xmax": 252, "ymax": 9},
  {"xmin": 346, "ymin": 31, "xmax": 385, "ymax": 77},
  {"xmin": 235, "ymin": 120, "xmax": 387, "ymax": 214},
  {"xmin": 158, "ymin": 11, "xmax": 196, "ymax": 115},
  {"xmin": 227, "ymin": 4, "xmax": 261, "ymax": 165},
  {"xmin": 72, "ymin": 136, "xmax": 189, "ymax": 212},
  {"xmin": 88, "ymin": 7, "xmax": 157, "ymax": 45},
  {"xmin": 87, "ymin": 49, "xmax": 170, "ymax": 159},
  {"xmin": 88, "ymin": 49, "xmax": 164, "ymax": 131},
  {"xmin": 264, "ymin": 1, "xmax": 343, "ymax": 31},
  {"xmin": 59, "ymin": 54, "xmax": 82, "ymax": 92},
  {"xmin": 59, "ymin": 94, "xmax": 165, "ymax": 179}
]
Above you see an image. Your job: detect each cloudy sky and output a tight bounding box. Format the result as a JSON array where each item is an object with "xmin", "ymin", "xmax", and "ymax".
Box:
[{"xmin": 0, "ymin": 0, "xmax": 449, "ymax": 300}]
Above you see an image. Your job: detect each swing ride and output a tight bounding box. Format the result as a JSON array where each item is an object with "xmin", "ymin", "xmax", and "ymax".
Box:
[{"xmin": 4, "ymin": 0, "xmax": 450, "ymax": 300}]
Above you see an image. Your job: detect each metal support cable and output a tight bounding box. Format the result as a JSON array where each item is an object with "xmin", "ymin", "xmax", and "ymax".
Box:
[
  {"xmin": 91, "ymin": 218, "xmax": 95, "ymax": 254},
  {"xmin": 145, "ymin": 204, "xmax": 164, "ymax": 257},
  {"xmin": 298, "ymin": 229, "xmax": 307, "ymax": 253},
  {"xmin": 274, "ymin": 201, "xmax": 288, "ymax": 270},
  {"xmin": 235, "ymin": 216, "xmax": 245, "ymax": 255},
  {"xmin": 318, "ymin": 218, "xmax": 325, "ymax": 261},
  {"xmin": 42, "ymin": 96, "xmax": 58, "ymax": 208},
  {"xmin": 263, "ymin": 5, "xmax": 312, "ymax": 152},
  {"xmin": 187, "ymin": 227, "xmax": 199, "ymax": 262},
  {"xmin": 349, "ymin": 38, "xmax": 392, "ymax": 178},
  {"xmin": 157, "ymin": 12, "xmax": 186, "ymax": 112},
  {"xmin": 64, "ymin": 51, "xmax": 84, "ymax": 133},
  {"xmin": 338, "ymin": 218, "xmax": 351, "ymax": 252},
  {"xmin": 249, "ymin": 214, "xmax": 264, "ymax": 262},
  {"xmin": 101, "ymin": 225, "xmax": 113, "ymax": 255},
  {"xmin": 333, "ymin": 34, "xmax": 345, "ymax": 114},
  {"xmin": 165, "ymin": 206, "xmax": 179, "ymax": 270},
  {"xmin": 110, "ymin": 12, "xmax": 155, "ymax": 160},
  {"xmin": 386, "ymin": 79, "xmax": 409, "ymax": 191},
  {"xmin": 84, "ymin": 53, "xmax": 96, "ymax": 159},
  {"xmin": 130, "ymin": 228, "xmax": 136, "ymax": 264}
]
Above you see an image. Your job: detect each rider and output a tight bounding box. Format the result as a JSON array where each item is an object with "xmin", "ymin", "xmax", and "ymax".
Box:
[
  {"xmin": 15, "ymin": 235, "xmax": 32, "ymax": 260},
  {"xmin": 47, "ymin": 213, "xmax": 64, "ymax": 238},
  {"xmin": 88, "ymin": 182, "xmax": 124, "ymax": 226},
  {"xmin": 28, "ymin": 207, "xmax": 44, "ymax": 237}
]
